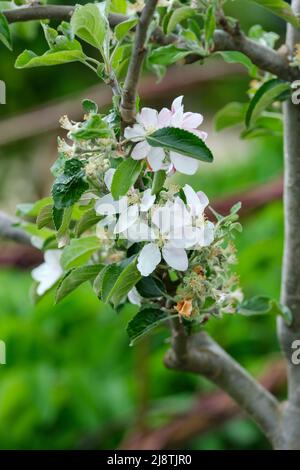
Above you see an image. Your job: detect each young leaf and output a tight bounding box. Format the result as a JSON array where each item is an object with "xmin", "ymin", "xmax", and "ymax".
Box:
[
  {"xmin": 214, "ymin": 102, "xmax": 248, "ymax": 132},
  {"xmin": 216, "ymin": 51, "xmax": 257, "ymax": 76},
  {"xmin": 82, "ymin": 99, "xmax": 98, "ymax": 114},
  {"xmin": 167, "ymin": 6, "xmax": 195, "ymax": 34},
  {"xmin": 37, "ymin": 204, "xmax": 53, "ymax": 229},
  {"xmin": 71, "ymin": 115, "xmax": 110, "ymax": 140},
  {"xmin": 56, "ymin": 264, "xmax": 103, "ymax": 303},
  {"xmin": 151, "ymin": 169, "xmax": 166, "ymax": 195},
  {"xmin": 111, "ymin": 158, "xmax": 143, "ymax": 199},
  {"xmin": 204, "ymin": 4, "xmax": 216, "ymax": 48},
  {"xmin": 15, "ymin": 47, "xmax": 85, "ymax": 68},
  {"xmin": 100, "ymin": 264, "xmax": 123, "ymax": 302},
  {"xmin": 71, "ymin": 3, "xmax": 107, "ymax": 50},
  {"xmin": 127, "ymin": 306, "xmax": 176, "ymax": 346},
  {"xmin": 52, "ymin": 159, "xmax": 89, "ymax": 210},
  {"xmin": 237, "ymin": 296, "xmax": 292, "ymax": 325},
  {"xmin": 16, "ymin": 197, "xmax": 53, "ymax": 218},
  {"xmin": 148, "ymin": 45, "xmax": 193, "ymax": 66},
  {"xmin": 76, "ymin": 208, "xmax": 102, "ymax": 237},
  {"xmin": 0, "ymin": 11, "xmax": 12, "ymax": 50},
  {"xmin": 146, "ymin": 127, "xmax": 213, "ymax": 163},
  {"xmin": 115, "ymin": 18, "xmax": 138, "ymax": 41},
  {"xmin": 249, "ymin": 0, "xmax": 299, "ymax": 28},
  {"xmin": 61, "ymin": 236, "xmax": 100, "ymax": 270},
  {"xmin": 104, "ymin": 258, "xmax": 142, "ymax": 307},
  {"xmin": 246, "ymin": 79, "xmax": 290, "ymax": 127}
]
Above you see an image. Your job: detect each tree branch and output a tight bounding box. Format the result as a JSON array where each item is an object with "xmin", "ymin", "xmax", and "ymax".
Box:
[
  {"xmin": 0, "ymin": 211, "xmax": 31, "ymax": 245},
  {"xmin": 165, "ymin": 325, "xmax": 281, "ymax": 448},
  {"xmin": 120, "ymin": 0, "xmax": 159, "ymax": 123}
]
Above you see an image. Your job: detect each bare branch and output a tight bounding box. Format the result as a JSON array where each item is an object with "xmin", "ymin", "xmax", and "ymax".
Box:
[
  {"xmin": 165, "ymin": 327, "xmax": 281, "ymax": 448},
  {"xmin": 0, "ymin": 211, "xmax": 31, "ymax": 245},
  {"xmin": 120, "ymin": 0, "xmax": 159, "ymax": 123},
  {"xmin": 3, "ymin": 6, "xmax": 125, "ymax": 27}
]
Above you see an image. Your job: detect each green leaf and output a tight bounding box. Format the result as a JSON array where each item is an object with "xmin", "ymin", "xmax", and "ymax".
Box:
[
  {"xmin": 82, "ymin": 98, "xmax": 98, "ymax": 114},
  {"xmin": 216, "ymin": 51, "xmax": 257, "ymax": 76},
  {"xmin": 52, "ymin": 158, "xmax": 89, "ymax": 210},
  {"xmin": 71, "ymin": 114, "xmax": 110, "ymax": 140},
  {"xmin": 148, "ymin": 44, "xmax": 192, "ymax": 66},
  {"xmin": 151, "ymin": 169, "xmax": 166, "ymax": 195},
  {"xmin": 16, "ymin": 197, "xmax": 53, "ymax": 218},
  {"xmin": 115, "ymin": 18, "xmax": 137, "ymax": 41},
  {"xmin": 41, "ymin": 23, "xmax": 58, "ymax": 48},
  {"xmin": 61, "ymin": 236, "xmax": 100, "ymax": 270},
  {"xmin": 146, "ymin": 127, "xmax": 213, "ymax": 163},
  {"xmin": 76, "ymin": 208, "xmax": 102, "ymax": 237},
  {"xmin": 15, "ymin": 41, "xmax": 84, "ymax": 68},
  {"xmin": 71, "ymin": 3, "xmax": 107, "ymax": 49},
  {"xmin": 56, "ymin": 206, "xmax": 73, "ymax": 248},
  {"xmin": 56, "ymin": 264, "xmax": 103, "ymax": 303},
  {"xmin": 214, "ymin": 102, "xmax": 248, "ymax": 132},
  {"xmin": 167, "ymin": 6, "xmax": 195, "ymax": 34},
  {"xmin": 0, "ymin": 11, "xmax": 12, "ymax": 50},
  {"xmin": 104, "ymin": 258, "xmax": 141, "ymax": 307},
  {"xmin": 127, "ymin": 305, "xmax": 176, "ymax": 346},
  {"xmin": 237, "ymin": 296, "xmax": 292, "ymax": 325},
  {"xmin": 204, "ymin": 4, "xmax": 216, "ymax": 48},
  {"xmin": 136, "ymin": 276, "xmax": 166, "ymax": 298},
  {"xmin": 100, "ymin": 264, "xmax": 123, "ymax": 302},
  {"xmin": 241, "ymin": 112, "xmax": 283, "ymax": 139},
  {"xmin": 111, "ymin": 158, "xmax": 143, "ymax": 199},
  {"xmin": 249, "ymin": 0, "xmax": 299, "ymax": 27},
  {"xmin": 246, "ymin": 79, "xmax": 290, "ymax": 127},
  {"xmin": 248, "ymin": 24, "xmax": 279, "ymax": 49},
  {"xmin": 37, "ymin": 204, "xmax": 53, "ymax": 229}
]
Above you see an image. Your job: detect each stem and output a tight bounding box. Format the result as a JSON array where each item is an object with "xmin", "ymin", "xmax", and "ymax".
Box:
[
  {"xmin": 0, "ymin": 212, "xmax": 32, "ymax": 245},
  {"xmin": 120, "ymin": 0, "xmax": 159, "ymax": 123}
]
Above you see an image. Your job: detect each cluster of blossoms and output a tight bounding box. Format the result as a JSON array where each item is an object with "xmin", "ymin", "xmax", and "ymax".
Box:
[{"xmin": 30, "ymin": 96, "xmax": 242, "ymax": 324}]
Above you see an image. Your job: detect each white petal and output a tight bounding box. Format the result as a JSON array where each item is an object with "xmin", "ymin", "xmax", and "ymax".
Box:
[
  {"xmin": 172, "ymin": 197, "xmax": 192, "ymax": 228},
  {"xmin": 104, "ymin": 168, "xmax": 116, "ymax": 191},
  {"xmin": 203, "ymin": 221, "xmax": 215, "ymax": 246},
  {"xmin": 137, "ymin": 243, "xmax": 161, "ymax": 276},
  {"xmin": 162, "ymin": 244, "xmax": 188, "ymax": 271},
  {"xmin": 168, "ymin": 226, "xmax": 199, "ymax": 249},
  {"xmin": 114, "ymin": 204, "xmax": 139, "ymax": 234},
  {"xmin": 140, "ymin": 189, "xmax": 156, "ymax": 212},
  {"xmin": 158, "ymin": 108, "xmax": 172, "ymax": 128},
  {"xmin": 128, "ymin": 287, "xmax": 142, "ymax": 306},
  {"xmin": 170, "ymin": 152, "xmax": 199, "ymax": 175},
  {"xmin": 183, "ymin": 184, "xmax": 208, "ymax": 216},
  {"xmin": 126, "ymin": 220, "xmax": 156, "ymax": 242},
  {"xmin": 124, "ymin": 124, "xmax": 145, "ymax": 142},
  {"xmin": 44, "ymin": 249, "xmax": 62, "ymax": 268},
  {"xmin": 171, "ymin": 96, "xmax": 183, "ymax": 113},
  {"xmin": 151, "ymin": 203, "xmax": 174, "ymax": 234},
  {"xmin": 183, "ymin": 112, "xmax": 203, "ymax": 129},
  {"xmin": 95, "ymin": 194, "xmax": 127, "ymax": 215},
  {"xmin": 147, "ymin": 147, "xmax": 165, "ymax": 171},
  {"xmin": 137, "ymin": 108, "xmax": 158, "ymax": 131},
  {"xmin": 32, "ymin": 251, "xmax": 63, "ymax": 296},
  {"xmin": 132, "ymin": 140, "xmax": 151, "ymax": 160}
]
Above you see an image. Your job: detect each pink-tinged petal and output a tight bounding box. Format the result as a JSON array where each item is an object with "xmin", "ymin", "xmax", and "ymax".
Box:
[
  {"xmin": 104, "ymin": 168, "xmax": 116, "ymax": 191},
  {"xmin": 147, "ymin": 147, "xmax": 165, "ymax": 171},
  {"xmin": 140, "ymin": 189, "xmax": 156, "ymax": 212},
  {"xmin": 171, "ymin": 95, "xmax": 184, "ymax": 113},
  {"xmin": 190, "ymin": 129, "xmax": 208, "ymax": 141},
  {"xmin": 137, "ymin": 107, "xmax": 158, "ymax": 131},
  {"xmin": 183, "ymin": 184, "xmax": 208, "ymax": 215},
  {"xmin": 124, "ymin": 124, "xmax": 145, "ymax": 142},
  {"xmin": 137, "ymin": 243, "xmax": 161, "ymax": 276},
  {"xmin": 114, "ymin": 204, "xmax": 139, "ymax": 234},
  {"xmin": 183, "ymin": 112, "xmax": 203, "ymax": 129},
  {"xmin": 158, "ymin": 108, "xmax": 172, "ymax": 128},
  {"xmin": 170, "ymin": 107, "xmax": 184, "ymax": 128},
  {"xmin": 162, "ymin": 244, "xmax": 188, "ymax": 271},
  {"xmin": 132, "ymin": 140, "xmax": 151, "ymax": 160},
  {"xmin": 170, "ymin": 152, "xmax": 199, "ymax": 175}
]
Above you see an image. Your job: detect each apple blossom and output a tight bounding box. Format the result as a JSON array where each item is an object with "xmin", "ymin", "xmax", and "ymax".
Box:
[{"xmin": 31, "ymin": 250, "xmax": 63, "ymax": 296}]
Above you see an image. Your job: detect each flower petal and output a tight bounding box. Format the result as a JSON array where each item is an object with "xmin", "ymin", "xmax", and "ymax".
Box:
[
  {"xmin": 95, "ymin": 194, "xmax": 127, "ymax": 215},
  {"xmin": 137, "ymin": 107, "xmax": 158, "ymax": 131},
  {"xmin": 126, "ymin": 220, "xmax": 156, "ymax": 242},
  {"xmin": 147, "ymin": 147, "xmax": 165, "ymax": 171},
  {"xmin": 183, "ymin": 184, "xmax": 208, "ymax": 216},
  {"xmin": 171, "ymin": 95, "xmax": 183, "ymax": 113},
  {"xmin": 203, "ymin": 221, "xmax": 215, "ymax": 246},
  {"xmin": 170, "ymin": 152, "xmax": 199, "ymax": 175},
  {"xmin": 128, "ymin": 287, "xmax": 142, "ymax": 306},
  {"xmin": 162, "ymin": 244, "xmax": 188, "ymax": 271},
  {"xmin": 140, "ymin": 189, "xmax": 156, "ymax": 212},
  {"xmin": 158, "ymin": 107, "xmax": 172, "ymax": 128},
  {"xmin": 132, "ymin": 140, "xmax": 151, "ymax": 160},
  {"xmin": 183, "ymin": 112, "xmax": 203, "ymax": 129},
  {"xmin": 104, "ymin": 168, "xmax": 116, "ymax": 191},
  {"xmin": 124, "ymin": 123, "xmax": 145, "ymax": 142},
  {"xmin": 137, "ymin": 243, "xmax": 161, "ymax": 276},
  {"xmin": 114, "ymin": 204, "xmax": 139, "ymax": 234}
]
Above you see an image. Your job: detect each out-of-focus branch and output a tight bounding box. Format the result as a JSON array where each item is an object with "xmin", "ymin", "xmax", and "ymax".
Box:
[
  {"xmin": 120, "ymin": 0, "xmax": 159, "ymax": 123},
  {"xmin": 164, "ymin": 326, "xmax": 282, "ymax": 448},
  {"xmin": 0, "ymin": 211, "xmax": 31, "ymax": 245}
]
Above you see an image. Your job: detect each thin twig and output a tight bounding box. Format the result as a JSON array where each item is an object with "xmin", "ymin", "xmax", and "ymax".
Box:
[
  {"xmin": 0, "ymin": 211, "xmax": 32, "ymax": 245},
  {"xmin": 120, "ymin": 0, "xmax": 159, "ymax": 123}
]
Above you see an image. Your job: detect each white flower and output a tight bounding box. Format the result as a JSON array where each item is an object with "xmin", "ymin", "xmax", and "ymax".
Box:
[
  {"xmin": 31, "ymin": 250, "xmax": 63, "ymax": 296},
  {"xmin": 127, "ymin": 287, "xmax": 142, "ymax": 306},
  {"xmin": 124, "ymin": 96, "xmax": 208, "ymax": 175},
  {"xmin": 95, "ymin": 168, "xmax": 156, "ymax": 236}
]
